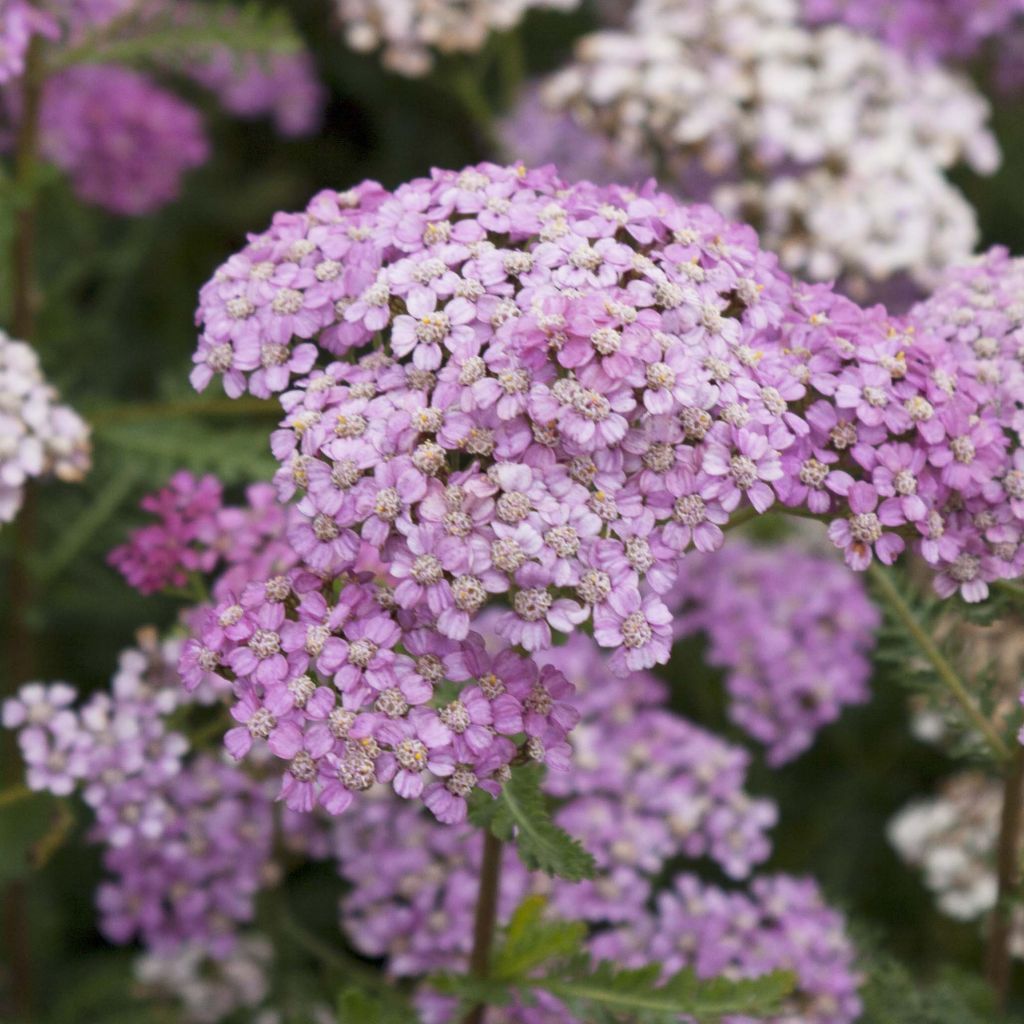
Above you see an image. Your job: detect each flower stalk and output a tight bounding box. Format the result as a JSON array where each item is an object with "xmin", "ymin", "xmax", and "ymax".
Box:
[{"xmin": 463, "ymin": 830, "xmax": 503, "ymax": 1024}]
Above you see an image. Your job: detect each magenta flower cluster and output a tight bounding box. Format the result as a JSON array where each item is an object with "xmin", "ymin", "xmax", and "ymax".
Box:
[
  {"xmin": 2, "ymin": 636, "xmax": 276, "ymax": 955},
  {"xmin": 672, "ymin": 539, "xmax": 879, "ymax": 763},
  {"xmin": 1, "ymin": 1, "xmax": 325, "ymax": 214}
]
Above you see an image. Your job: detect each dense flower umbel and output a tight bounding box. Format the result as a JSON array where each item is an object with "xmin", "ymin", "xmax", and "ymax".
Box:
[
  {"xmin": 0, "ymin": 330, "xmax": 90, "ymax": 523},
  {"xmin": 672, "ymin": 539, "xmax": 879, "ymax": 763},
  {"xmin": 2, "ymin": 634, "xmax": 277, "ymax": 955},
  {"xmin": 538, "ymin": 0, "xmax": 998, "ymax": 287},
  {"xmin": 334, "ymin": 0, "xmax": 580, "ymax": 76}
]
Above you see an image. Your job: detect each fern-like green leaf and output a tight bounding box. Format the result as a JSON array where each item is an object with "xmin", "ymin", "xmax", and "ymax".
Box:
[
  {"xmin": 534, "ymin": 960, "xmax": 795, "ymax": 1023},
  {"xmin": 492, "ymin": 896, "xmax": 587, "ymax": 981},
  {"xmin": 468, "ymin": 764, "xmax": 596, "ymax": 880}
]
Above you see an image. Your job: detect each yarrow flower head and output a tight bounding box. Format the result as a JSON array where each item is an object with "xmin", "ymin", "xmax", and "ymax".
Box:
[
  {"xmin": 183, "ymin": 163, "xmax": 1024, "ymax": 826},
  {"xmin": 0, "ymin": 329, "xmax": 90, "ymax": 524},
  {"xmin": 334, "ymin": 0, "xmax": 581, "ymax": 76},
  {"xmin": 535, "ymin": 0, "xmax": 999, "ymax": 288}
]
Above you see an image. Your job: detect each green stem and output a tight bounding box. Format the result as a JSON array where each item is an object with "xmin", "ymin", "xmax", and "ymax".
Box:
[
  {"xmin": 89, "ymin": 395, "xmax": 278, "ymax": 427},
  {"xmin": 867, "ymin": 563, "xmax": 1011, "ymax": 762},
  {"xmin": 986, "ymin": 744, "xmax": 1024, "ymax": 1008},
  {"xmin": 462, "ymin": 830, "xmax": 503, "ymax": 1024}
]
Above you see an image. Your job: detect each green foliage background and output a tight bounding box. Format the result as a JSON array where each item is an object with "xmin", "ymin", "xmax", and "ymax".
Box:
[{"xmin": 4, "ymin": 1, "xmax": 1024, "ymax": 1020}]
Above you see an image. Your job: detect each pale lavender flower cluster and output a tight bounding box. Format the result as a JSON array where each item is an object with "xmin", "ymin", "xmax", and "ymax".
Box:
[
  {"xmin": 672, "ymin": 540, "xmax": 879, "ymax": 763},
  {"xmin": 0, "ymin": 329, "xmax": 90, "ymax": 524},
  {"xmin": 185, "ymin": 49, "xmax": 326, "ymax": 138},
  {"xmin": 334, "ymin": 0, "xmax": 581, "ymax": 76},
  {"xmin": 2, "ymin": 635, "xmax": 276, "ymax": 956},
  {"xmin": 802, "ymin": 0, "xmax": 1024, "ymax": 63},
  {"xmin": 538, "ymin": 632, "xmax": 777, "ymax": 887},
  {"xmin": 537, "ymin": 0, "xmax": 998, "ymax": 287}
]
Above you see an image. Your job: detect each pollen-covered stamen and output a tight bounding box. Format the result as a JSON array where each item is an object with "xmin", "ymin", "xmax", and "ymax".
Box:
[
  {"xmin": 729, "ymin": 454, "xmax": 758, "ymax": 489},
  {"xmin": 411, "ymin": 554, "xmax": 444, "ymax": 586},
  {"xmin": 206, "ymin": 343, "xmax": 234, "ymax": 371},
  {"xmin": 545, "ymin": 525, "xmax": 580, "ymax": 558},
  {"xmin": 577, "ymin": 569, "xmax": 611, "ymax": 604},
  {"xmin": 642, "ymin": 442, "xmax": 675, "ymax": 473},
  {"xmin": 313, "ymin": 513, "xmax": 339, "ymax": 541},
  {"xmin": 625, "ymin": 536, "xmax": 654, "ymax": 573},
  {"xmin": 261, "ymin": 343, "xmax": 289, "ymax": 368},
  {"xmin": 226, "ymin": 297, "xmax": 254, "ymax": 320},
  {"xmin": 305, "ymin": 625, "xmax": 330, "ymax": 657},
  {"xmin": 347, "ymin": 638, "xmax": 379, "ymax": 668},
  {"xmin": 289, "ymin": 750, "xmax": 317, "ymax": 781},
  {"xmin": 646, "ymin": 362, "xmax": 676, "ymax": 390},
  {"xmin": 621, "ymin": 611, "xmax": 653, "ymax": 649},
  {"xmin": 673, "ymin": 494, "xmax": 707, "ymax": 525},
  {"xmin": 332, "ymin": 459, "xmax": 362, "ymax": 489},
  {"xmin": 830, "ymin": 421, "xmax": 858, "ymax": 449},
  {"xmin": 338, "ymin": 751, "xmax": 375, "ymax": 791},
  {"xmin": 446, "ymin": 764, "xmax": 478, "ymax": 797},
  {"xmin": 478, "ymin": 672, "xmax": 504, "ymax": 698},
  {"xmin": 328, "ymin": 708, "xmax": 356, "ymax": 739},
  {"xmin": 395, "ymin": 738, "xmax": 428, "ymax": 772},
  {"xmin": 496, "ymin": 490, "xmax": 531, "ymax": 523},
  {"xmin": 248, "ymin": 629, "xmax": 281, "ymax": 659},
  {"xmin": 893, "ymin": 470, "xmax": 917, "ymax": 495},
  {"xmin": 950, "ymin": 435, "xmax": 976, "ymax": 464},
  {"xmin": 849, "ymin": 512, "xmax": 883, "ymax": 545},
  {"xmin": 452, "ymin": 575, "xmax": 486, "ymax": 613},
  {"xmin": 271, "ymin": 288, "xmax": 304, "ymax": 315},
  {"xmin": 524, "ymin": 684, "xmax": 553, "ymax": 716},
  {"xmin": 799, "ymin": 458, "xmax": 828, "ymax": 489},
  {"xmin": 376, "ymin": 688, "xmax": 409, "ymax": 718},
  {"xmin": 288, "ymin": 675, "xmax": 317, "ymax": 708},
  {"xmin": 374, "ymin": 487, "xmax": 402, "ymax": 521},
  {"xmin": 439, "ymin": 700, "xmax": 471, "ymax": 733},
  {"xmin": 513, "ymin": 587, "xmax": 553, "ymax": 622},
  {"xmin": 247, "ymin": 707, "xmax": 276, "ymax": 739},
  {"xmin": 416, "ymin": 654, "xmax": 444, "ymax": 685}
]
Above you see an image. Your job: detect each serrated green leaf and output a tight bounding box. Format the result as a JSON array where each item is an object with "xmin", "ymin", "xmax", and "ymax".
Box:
[
  {"xmin": 534, "ymin": 960, "xmax": 796, "ymax": 1023},
  {"xmin": 468, "ymin": 764, "xmax": 596, "ymax": 880},
  {"xmin": 492, "ymin": 897, "xmax": 587, "ymax": 981}
]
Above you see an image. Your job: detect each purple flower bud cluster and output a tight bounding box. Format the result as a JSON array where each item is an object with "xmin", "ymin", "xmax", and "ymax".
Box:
[
  {"xmin": 589, "ymin": 874, "xmax": 862, "ymax": 1024},
  {"xmin": 0, "ymin": 329, "xmax": 91, "ymax": 524},
  {"xmin": 109, "ymin": 471, "xmax": 297, "ymax": 596},
  {"xmin": 38, "ymin": 65, "xmax": 209, "ymax": 216},
  {"xmin": 2, "ymin": 635, "xmax": 277, "ymax": 956},
  {"xmin": 1, "ymin": 1, "xmax": 325, "ymax": 214},
  {"xmin": 671, "ymin": 539, "xmax": 879, "ymax": 763}
]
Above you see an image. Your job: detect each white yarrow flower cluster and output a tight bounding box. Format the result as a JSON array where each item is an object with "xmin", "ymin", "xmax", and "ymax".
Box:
[
  {"xmin": 0, "ymin": 330, "xmax": 91, "ymax": 523},
  {"xmin": 335, "ymin": 0, "xmax": 581, "ymax": 75},
  {"xmin": 889, "ymin": 772, "xmax": 1024, "ymax": 955},
  {"xmin": 540, "ymin": 0, "xmax": 999, "ymax": 287}
]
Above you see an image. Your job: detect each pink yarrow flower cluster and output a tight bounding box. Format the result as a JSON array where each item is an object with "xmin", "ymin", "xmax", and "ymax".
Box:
[
  {"xmin": 672, "ymin": 539, "xmax": 879, "ymax": 763},
  {"xmin": 185, "ymin": 163, "xmax": 1024, "ymax": 820},
  {"xmin": 2, "ymin": 633, "xmax": 275, "ymax": 956},
  {"xmin": 321, "ymin": 634, "xmax": 855, "ymax": 1024}
]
